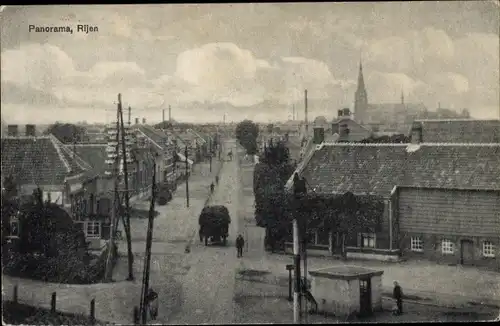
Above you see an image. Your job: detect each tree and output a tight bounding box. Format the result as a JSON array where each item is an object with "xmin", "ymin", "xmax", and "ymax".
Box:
[
  {"xmin": 236, "ymin": 120, "xmax": 259, "ymax": 155},
  {"xmin": 253, "ymin": 140, "xmax": 295, "ymax": 250},
  {"xmin": 45, "ymin": 122, "xmax": 88, "ymax": 144},
  {"xmin": 266, "ymin": 123, "xmax": 274, "ymax": 134}
]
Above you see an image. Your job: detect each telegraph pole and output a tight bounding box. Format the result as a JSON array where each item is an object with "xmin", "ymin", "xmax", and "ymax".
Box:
[
  {"xmin": 140, "ymin": 160, "xmax": 157, "ymax": 324},
  {"xmin": 169, "ymin": 105, "xmax": 172, "ymax": 122},
  {"xmin": 162, "ymin": 109, "xmax": 165, "ymax": 123},
  {"xmin": 209, "ymin": 137, "xmax": 212, "ymax": 172},
  {"xmin": 105, "ymin": 94, "xmax": 122, "ymax": 282},
  {"xmin": 128, "ymin": 106, "xmax": 131, "ymax": 126},
  {"xmin": 304, "ymin": 89, "xmax": 309, "ymax": 135},
  {"xmin": 185, "ymin": 145, "xmax": 190, "ymax": 207},
  {"xmin": 119, "ymin": 96, "xmax": 134, "ymax": 281}
]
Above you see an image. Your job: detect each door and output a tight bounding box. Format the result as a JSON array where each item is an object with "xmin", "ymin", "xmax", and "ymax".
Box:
[
  {"xmin": 460, "ymin": 239, "xmax": 474, "ymax": 265},
  {"xmin": 359, "ymin": 278, "xmax": 372, "ymax": 317}
]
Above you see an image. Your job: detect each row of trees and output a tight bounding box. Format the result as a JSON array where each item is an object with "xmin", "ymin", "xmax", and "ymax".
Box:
[
  {"xmin": 235, "ymin": 120, "xmax": 259, "ymax": 155},
  {"xmin": 253, "ymin": 139, "xmax": 296, "ymax": 249},
  {"xmin": 252, "ymin": 139, "xmax": 386, "ymax": 253},
  {"xmin": 45, "ymin": 123, "xmax": 88, "ymax": 143}
]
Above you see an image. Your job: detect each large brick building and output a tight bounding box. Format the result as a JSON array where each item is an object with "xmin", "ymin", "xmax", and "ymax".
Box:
[{"xmin": 291, "ymin": 142, "xmax": 500, "ymax": 271}]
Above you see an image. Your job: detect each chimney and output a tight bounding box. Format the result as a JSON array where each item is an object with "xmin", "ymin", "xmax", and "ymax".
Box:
[
  {"xmin": 337, "ymin": 110, "xmax": 343, "ymax": 118},
  {"xmin": 142, "ymin": 118, "xmax": 146, "ymax": 124},
  {"xmin": 313, "ymin": 125, "xmax": 325, "ymax": 144},
  {"xmin": 342, "ymin": 108, "xmax": 351, "ymax": 117},
  {"xmin": 25, "ymin": 124, "xmax": 36, "ymax": 136},
  {"xmin": 135, "ymin": 117, "xmax": 139, "ymax": 125},
  {"xmin": 7, "ymin": 125, "xmax": 18, "ymax": 137},
  {"xmin": 411, "ymin": 122, "xmax": 423, "ymax": 144},
  {"xmin": 338, "ymin": 123, "xmax": 350, "ymax": 142}
]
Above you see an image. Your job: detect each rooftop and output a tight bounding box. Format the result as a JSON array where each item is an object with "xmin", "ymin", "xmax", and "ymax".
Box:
[
  {"xmin": 301, "ymin": 143, "xmax": 500, "ymax": 196},
  {"xmin": 1, "ymin": 135, "xmax": 91, "ymax": 186},
  {"xmin": 309, "ymin": 265, "xmax": 384, "ymax": 280},
  {"xmin": 412, "ymin": 119, "xmax": 500, "ymax": 143}
]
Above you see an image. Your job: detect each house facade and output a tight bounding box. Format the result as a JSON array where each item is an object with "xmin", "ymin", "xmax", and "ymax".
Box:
[
  {"xmin": 1, "ymin": 127, "xmax": 103, "ymax": 243},
  {"xmin": 133, "ymin": 124, "xmax": 176, "ymax": 186},
  {"xmin": 287, "ymin": 142, "xmax": 500, "ymax": 270}
]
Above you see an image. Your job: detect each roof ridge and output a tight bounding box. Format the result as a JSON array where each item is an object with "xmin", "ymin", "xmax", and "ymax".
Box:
[
  {"xmin": 55, "ymin": 138, "xmax": 93, "ymax": 171},
  {"xmin": 137, "ymin": 129, "xmax": 163, "ymax": 150},
  {"xmin": 415, "ymin": 119, "xmax": 500, "ymax": 122},
  {"xmin": 322, "ymin": 142, "xmax": 500, "ymax": 147},
  {"xmin": 48, "ymin": 135, "xmax": 71, "ymax": 173}
]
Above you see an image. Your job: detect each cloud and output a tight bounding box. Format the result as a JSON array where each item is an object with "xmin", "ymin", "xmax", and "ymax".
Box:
[
  {"xmin": 1, "ymin": 43, "xmax": 77, "ymax": 91},
  {"xmin": 176, "ymin": 42, "xmax": 260, "ymax": 89}
]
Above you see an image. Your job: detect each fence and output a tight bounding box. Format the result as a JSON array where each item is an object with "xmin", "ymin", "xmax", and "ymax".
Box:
[{"xmin": 5, "ymin": 284, "xmax": 99, "ymax": 324}]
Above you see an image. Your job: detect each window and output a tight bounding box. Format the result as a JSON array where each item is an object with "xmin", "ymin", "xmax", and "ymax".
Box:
[
  {"xmin": 9, "ymin": 218, "xmax": 19, "ymax": 237},
  {"xmin": 483, "ymin": 241, "xmax": 495, "ymax": 258},
  {"xmin": 361, "ymin": 233, "xmax": 376, "ymax": 248},
  {"xmin": 86, "ymin": 221, "xmax": 100, "ymax": 238},
  {"xmin": 441, "ymin": 239, "xmax": 454, "ymax": 254},
  {"xmin": 411, "ymin": 236, "xmax": 423, "ymax": 252}
]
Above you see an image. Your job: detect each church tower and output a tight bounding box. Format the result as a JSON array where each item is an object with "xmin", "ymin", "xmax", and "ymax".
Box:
[{"xmin": 354, "ymin": 61, "xmax": 368, "ymax": 124}]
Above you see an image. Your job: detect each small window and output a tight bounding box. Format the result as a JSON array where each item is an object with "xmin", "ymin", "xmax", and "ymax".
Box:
[
  {"xmin": 361, "ymin": 233, "xmax": 376, "ymax": 248},
  {"xmin": 441, "ymin": 239, "xmax": 454, "ymax": 254},
  {"xmin": 411, "ymin": 236, "xmax": 423, "ymax": 252},
  {"xmin": 483, "ymin": 241, "xmax": 495, "ymax": 258},
  {"xmin": 9, "ymin": 219, "xmax": 19, "ymax": 237},
  {"xmin": 86, "ymin": 221, "xmax": 100, "ymax": 238}
]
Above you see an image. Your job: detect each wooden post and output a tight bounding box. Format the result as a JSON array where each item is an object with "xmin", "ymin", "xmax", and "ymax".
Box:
[
  {"xmin": 13, "ymin": 285, "xmax": 18, "ymax": 303},
  {"xmin": 51, "ymin": 292, "xmax": 56, "ymax": 313},
  {"xmin": 90, "ymin": 299, "xmax": 96, "ymax": 324},
  {"xmin": 185, "ymin": 145, "xmax": 190, "ymax": 208},
  {"xmin": 140, "ymin": 162, "xmax": 157, "ymax": 324},
  {"xmin": 134, "ymin": 306, "xmax": 140, "ymax": 324},
  {"xmin": 119, "ymin": 95, "xmax": 134, "ymax": 281},
  {"xmin": 286, "ymin": 264, "xmax": 294, "ymax": 302}
]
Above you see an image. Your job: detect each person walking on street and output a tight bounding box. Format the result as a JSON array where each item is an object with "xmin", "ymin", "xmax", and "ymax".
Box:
[
  {"xmin": 210, "ymin": 182, "xmax": 215, "ymax": 194},
  {"xmin": 393, "ymin": 281, "xmax": 403, "ymax": 315},
  {"xmin": 215, "ymin": 175, "xmax": 219, "ymax": 185},
  {"xmin": 236, "ymin": 234, "xmax": 244, "ymax": 258}
]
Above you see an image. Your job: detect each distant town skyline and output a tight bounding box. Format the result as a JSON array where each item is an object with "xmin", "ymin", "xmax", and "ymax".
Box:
[{"xmin": 1, "ymin": 3, "xmax": 499, "ymax": 124}]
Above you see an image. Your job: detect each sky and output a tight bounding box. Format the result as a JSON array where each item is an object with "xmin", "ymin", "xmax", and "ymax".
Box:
[{"xmin": 1, "ymin": 2, "xmax": 499, "ymax": 124}]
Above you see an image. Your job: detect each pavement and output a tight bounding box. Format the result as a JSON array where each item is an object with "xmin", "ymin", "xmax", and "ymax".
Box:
[
  {"xmin": 234, "ymin": 150, "xmax": 500, "ymax": 312},
  {"xmin": 2, "ymin": 156, "xmax": 224, "ymax": 325}
]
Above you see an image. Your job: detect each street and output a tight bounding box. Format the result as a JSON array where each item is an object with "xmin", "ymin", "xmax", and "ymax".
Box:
[{"xmin": 166, "ymin": 139, "xmax": 242, "ymax": 324}]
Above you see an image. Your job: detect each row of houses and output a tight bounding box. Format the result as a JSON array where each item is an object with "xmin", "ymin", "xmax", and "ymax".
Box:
[
  {"xmin": 1, "ymin": 123, "xmax": 218, "ymax": 247},
  {"xmin": 281, "ymin": 115, "xmax": 500, "ymax": 271}
]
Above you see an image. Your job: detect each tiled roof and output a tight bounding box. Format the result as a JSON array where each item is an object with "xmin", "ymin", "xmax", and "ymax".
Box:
[
  {"xmin": 187, "ymin": 129, "xmax": 208, "ymax": 143},
  {"xmin": 413, "ymin": 119, "xmax": 500, "ymax": 143},
  {"xmin": 70, "ymin": 144, "xmax": 108, "ymax": 176},
  {"xmin": 1, "ymin": 135, "xmax": 89, "ymax": 186},
  {"xmin": 134, "ymin": 125, "xmax": 173, "ymax": 149},
  {"xmin": 301, "ymin": 143, "xmax": 500, "ymax": 196}
]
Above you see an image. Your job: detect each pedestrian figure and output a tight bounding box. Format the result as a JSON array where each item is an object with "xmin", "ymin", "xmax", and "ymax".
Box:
[
  {"xmin": 236, "ymin": 234, "xmax": 245, "ymax": 258},
  {"xmin": 146, "ymin": 288, "xmax": 158, "ymax": 321},
  {"xmin": 215, "ymin": 175, "xmax": 219, "ymax": 185},
  {"xmin": 393, "ymin": 281, "xmax": 403, "ymax": 315},
  {"xmin": 210, "ymin": 182, "xmax": 215, "ymax": 193}
]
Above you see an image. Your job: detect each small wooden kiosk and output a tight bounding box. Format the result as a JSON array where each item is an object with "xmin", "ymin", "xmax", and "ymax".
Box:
[{"xmin": 309, "ymin": 265, "xmax": 384, "ymax": 318}]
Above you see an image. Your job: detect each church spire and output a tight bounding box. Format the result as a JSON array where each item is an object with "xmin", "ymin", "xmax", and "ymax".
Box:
[
  {"xmin": 354, "ymin": 59, "xmax": 368, "ymax": 124},
  {"xmin": 357, "ymin": 60, "xmax": 366, "ymax": 92}
]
